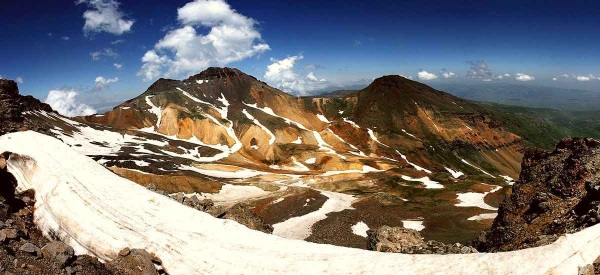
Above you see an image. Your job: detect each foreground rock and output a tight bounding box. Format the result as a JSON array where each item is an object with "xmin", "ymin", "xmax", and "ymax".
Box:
[
  {"xmin": 0, "ymin": 79, "xmax": 53, "ymax": 136},
  {"xmin": 163, "ymin": 190, "xmax": 273, "ymax": 234},
  {"xmin": 477, "ymin": 137, "xmax": 600, "ymax": 252},
  {"xmin": 0, "ymin": 173, "xmax": 164, "ymax": 274},
  {"xmin": 107, "ymin": 248, "xmax": 161, "ymax": 275},
  {"xmin": 367, "ymin": 226, "xmax": 477, "ymax": 254}
]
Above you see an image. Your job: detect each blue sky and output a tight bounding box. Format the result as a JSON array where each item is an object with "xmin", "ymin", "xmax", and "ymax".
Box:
[{"xmin": 1, "ymin": 0, "xmax": 599, "ymax": 114}]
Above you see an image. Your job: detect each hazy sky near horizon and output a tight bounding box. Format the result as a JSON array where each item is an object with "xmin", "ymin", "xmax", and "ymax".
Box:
[{"xmin": 1, "ymin": 0, "xmax": 599, "ymax": 112}]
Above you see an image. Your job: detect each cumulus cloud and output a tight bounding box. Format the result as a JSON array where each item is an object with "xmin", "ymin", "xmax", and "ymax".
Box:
[
  {"xmin": 552, "ymin": 77, "xmax": 558, "ymax": 81},
  {"xmin": 400, "ymin": 74, "xmax": 413, "ymax": 80},
  {"xmin": 91, "ymin": 48, "xmax": 118, "ymax": 61},
  {"xmin": 138, "ymin": 0, "xmax": 270, "ymax": 81},
  {"xmin": 15, "ymin": 77, "xmax": 24, "ymax": 84},
  {"xmin": 466, "ymin": 60, "xmax": 493, "ymax": 79},
  {"xmin": 495, "ymin": 73, "xmax": 510, "ymax": 80},
  {"xmin": 417, "ymin": 70, "xmax": 438, "ymax": 80},
  {"xmin": 93, "ymin": 76, "xmax": 119, "ymax": 91},
  {"xmin": 45, "ymin": 89, "xmax": 97, "ymax": 117},
  {"xmin": 439, "ymin": 69, "xmax": 455, "ymax": 79},
  {"xmin": 62, "ymin": 36, "xmax": 71, "ymax": 41},
  {"xmin": 113, "ymin": 63, "xmax": 122, "ymax": 69},
  {"xmin": 264, "ymin": 54, "xmax": 328, "ymax": 95},
  {"xmin": 575, "ymin": 74, "xmax": 599, "ymax": 81},
  {"xmin": 515, "ymin": 73, "xmax": 535, "ymax": 81},
  {"xmin": 77, "ymin": 0, "xmax": 134, "ymax": 35}
]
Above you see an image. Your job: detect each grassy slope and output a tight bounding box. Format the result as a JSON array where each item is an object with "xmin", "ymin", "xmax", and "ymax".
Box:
[{"xmin": 478, "ymin": 102, "xmax": 600, "ymax": 150}]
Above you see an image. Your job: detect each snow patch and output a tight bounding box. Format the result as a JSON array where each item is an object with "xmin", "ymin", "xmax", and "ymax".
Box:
[
  {"xmin": 455, "ymin": 185, "xmax": 502, "ymax": 211},
  {"xmin": 445, "ymin": 167, "xmax": 464, "ymax": 178},
  {"xmin": 351, "ymin": 221, "xmax": 370, "ymax": 237},
  {"xmin": 402, "ymin": 220, "xmax": 425, "ymax": 231},
  {"xmin": 461, "ymin": 159, "xmax": 496, "ymax": 178},
  {"xmin": 401, "ymin": 175, "xmax": 444, "ymax": 189},
  {"xmin": 317, "ymin": 114, "xmax": 330, "ymax": 123},
  {"xmin": 273, "ymin": 191, "xmax": 355, "ymax": 240}
]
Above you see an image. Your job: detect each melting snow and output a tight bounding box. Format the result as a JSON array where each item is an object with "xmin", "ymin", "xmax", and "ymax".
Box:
[
  {"xmin": 455, "ymin": 185, "xmax": 502, "ymax": 211},
  {"xmin": 317, "ymin": 114, "xmax": 330, "ymax": 123},
  {"xmin": 343, "ymin": 118, "xmax": 360, "ymax": 128},
  {"xmin": 396, "ymin": 150, "xmax": 432, "ymax": 174},
  {"xmin": 461, "ymin": 159, "xmax": 496, "ymax": 178},
  {"xmin": 272, "ymin": 191, "xmax": 355, "ymax": 240},
  {"xmin": 145, "ymin": 96, "xmax": 162, "ymax": 128},
  {"xmin": 401, "ymin": 129, "xmax": 418, "ymax": 139},
  {"xmin": 368, "ymin": 128, "xmax": 388, "ymax": 147},
  {"xmin": 402, "ymin": 220, "xmax": 425, "ymax": 231},
  {"xmin": 401, "ymin": 175, "xmax": 444, "ymax": 189},
  {"xmin": 500, "ymin": 175, "xmax": 515, "ymax": 185},
  {"xmin": 467, "ymin": 213, "xmax": 498, "ymax": 221},
  {"xmin": 242, "ymin": 109, "xmax": 276, "ymax": 145},
  {"xmin": 351, "ymin": 221, "xmax": 370, "ymax": 237},
  {"xmin": 445, "ymin": 167, "xmax": 464, "ymax": 178},
  {"xmin": 305, "ymin": 158, "xmax": 317, "ymax": 164}
]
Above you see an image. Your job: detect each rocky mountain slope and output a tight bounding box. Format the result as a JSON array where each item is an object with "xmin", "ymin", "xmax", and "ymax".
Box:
[
  {"xmin": 477, "ymin": 137, "xmax": 600, "ymax": 252},
  {"xmin": 4, "ymin": 69, "xmax": 524, "ymax": 246},
  {"xmin": 0, "ymin": 79, "xmax": 53, "ymax": 136}
]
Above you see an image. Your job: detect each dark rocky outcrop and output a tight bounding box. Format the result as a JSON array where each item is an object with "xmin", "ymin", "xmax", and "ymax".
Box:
[
  {"xmin": 216, "ymin": 203, "xmax": 274, "ymax": 234},
  {"xmin": 476, "ymin": 137, "xmax": 600, "ymax": 252},
  {"xmin": 107, "ymin": 248, "xmax": 162, "ymax": 275},
  {"xmin": 367, "ymin": 226, "xmax": 477, "ymax": 254},
  {"xmin": 0, "ymin": 79, "xmax": 53, "ymax": 136}
]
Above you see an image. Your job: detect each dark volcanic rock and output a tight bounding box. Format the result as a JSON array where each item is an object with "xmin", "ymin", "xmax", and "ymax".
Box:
[
  {"xmin": 477, "ymin": 137, "xmax": 600, "ymax": 252},
  {"xmin": 107, "ymin": 248, "xmax": 160, "ymax": 275},
  {"xmin": 0, "ymin": 79, "xmax": 53, "ymax": 136},
  {"xmin": 41, "ymin": 241, "xmax": 75, "ymax": 267},
  {"xmin": 217, "ymin": 203, "xmax": 274, "ymax": 234},
  {"xmin": 367, "ymin": 226, "xmax": 477, "ymax": 254}
]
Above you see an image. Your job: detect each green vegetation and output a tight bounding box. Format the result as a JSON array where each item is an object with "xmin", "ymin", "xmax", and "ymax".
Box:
[{"xmin": 479, "ymin": 102, "xmax": 600, "ymax": 150}]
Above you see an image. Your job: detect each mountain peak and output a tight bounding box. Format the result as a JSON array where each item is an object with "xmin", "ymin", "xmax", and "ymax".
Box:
[
  {"xmin": 367, "ymin": 75, "xmax": 418, "ymax": 91},
  {"xmin": 0, "ymin": 79, "xmax": 19, "ymax": 96},
  {"xmin": 188, "ymin": 67, "xmax": 253, "ymax": 81}
]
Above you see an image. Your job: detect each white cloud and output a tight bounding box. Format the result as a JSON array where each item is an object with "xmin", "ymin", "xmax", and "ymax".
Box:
[
  {"xmin": 418, "ymin": 71, "xmax": 438, "ymax": 80},
  {"xmin": 400, "ymin": 74, "xmax": 413, "ymax": 80},
  {"xmin": 77, "ymin": 0, "xmax": 134, "ymax": 35},
  {"xmin": 114, "ymin": 63, "xmax": 123, "ymax": 69},
  {"xmin": 15, "ymin": 77, "xmax": 24, "ymax": 84},
  {"xmin": 575, "ymin": 74, "xmax": 599, "ymax": 81},
  {"xmin": 552, "ymin": 77, "xmax": 558, "ymax": 81},
  {"xmin": 515, "ymin": 73, "xmax": 535, "ymax": 81},
  {"xmin": 495, "ymin": 73, "xmax": 510, "ymax": 79},
  {"xmin": 90, "ymin": 48, "xmax": 118, "ymax": 61},
  {"xmin": 111, "ymin": 39, "xmax": 125, "ymax": 45},
  {"xmin": 138, "ymin": 0, "xmax": 270, "ymax": 81},
  {"xmin": 482, "ymin": 79, "xmax": 492, "ymax": 82},
  {"xmin": 62, "ymin": 36, "xmax": 71, "ymax": 41},
  {"xmin": 45, "ymin": 89, "xmax": 97, "ymax": 117},
  {"xmin": 264, "ymin": 54, "xmax": 328, "ymax": 95},
  {"xmin": 94, "ymin": 76, "xmax": 119, "ymax": 91},
  {"xmin": 441, "ymin": 71, "xmax": 455, "ymax": 78}
]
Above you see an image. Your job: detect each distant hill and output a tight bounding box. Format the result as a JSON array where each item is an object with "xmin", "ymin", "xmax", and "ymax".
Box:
[
  {"xmin": 478, "ymin": 102, "xmax": 600, "ymax": 150},
  {"xmin": 433, "ymin": 83, "xmax": 600, "ymax": 111}
]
